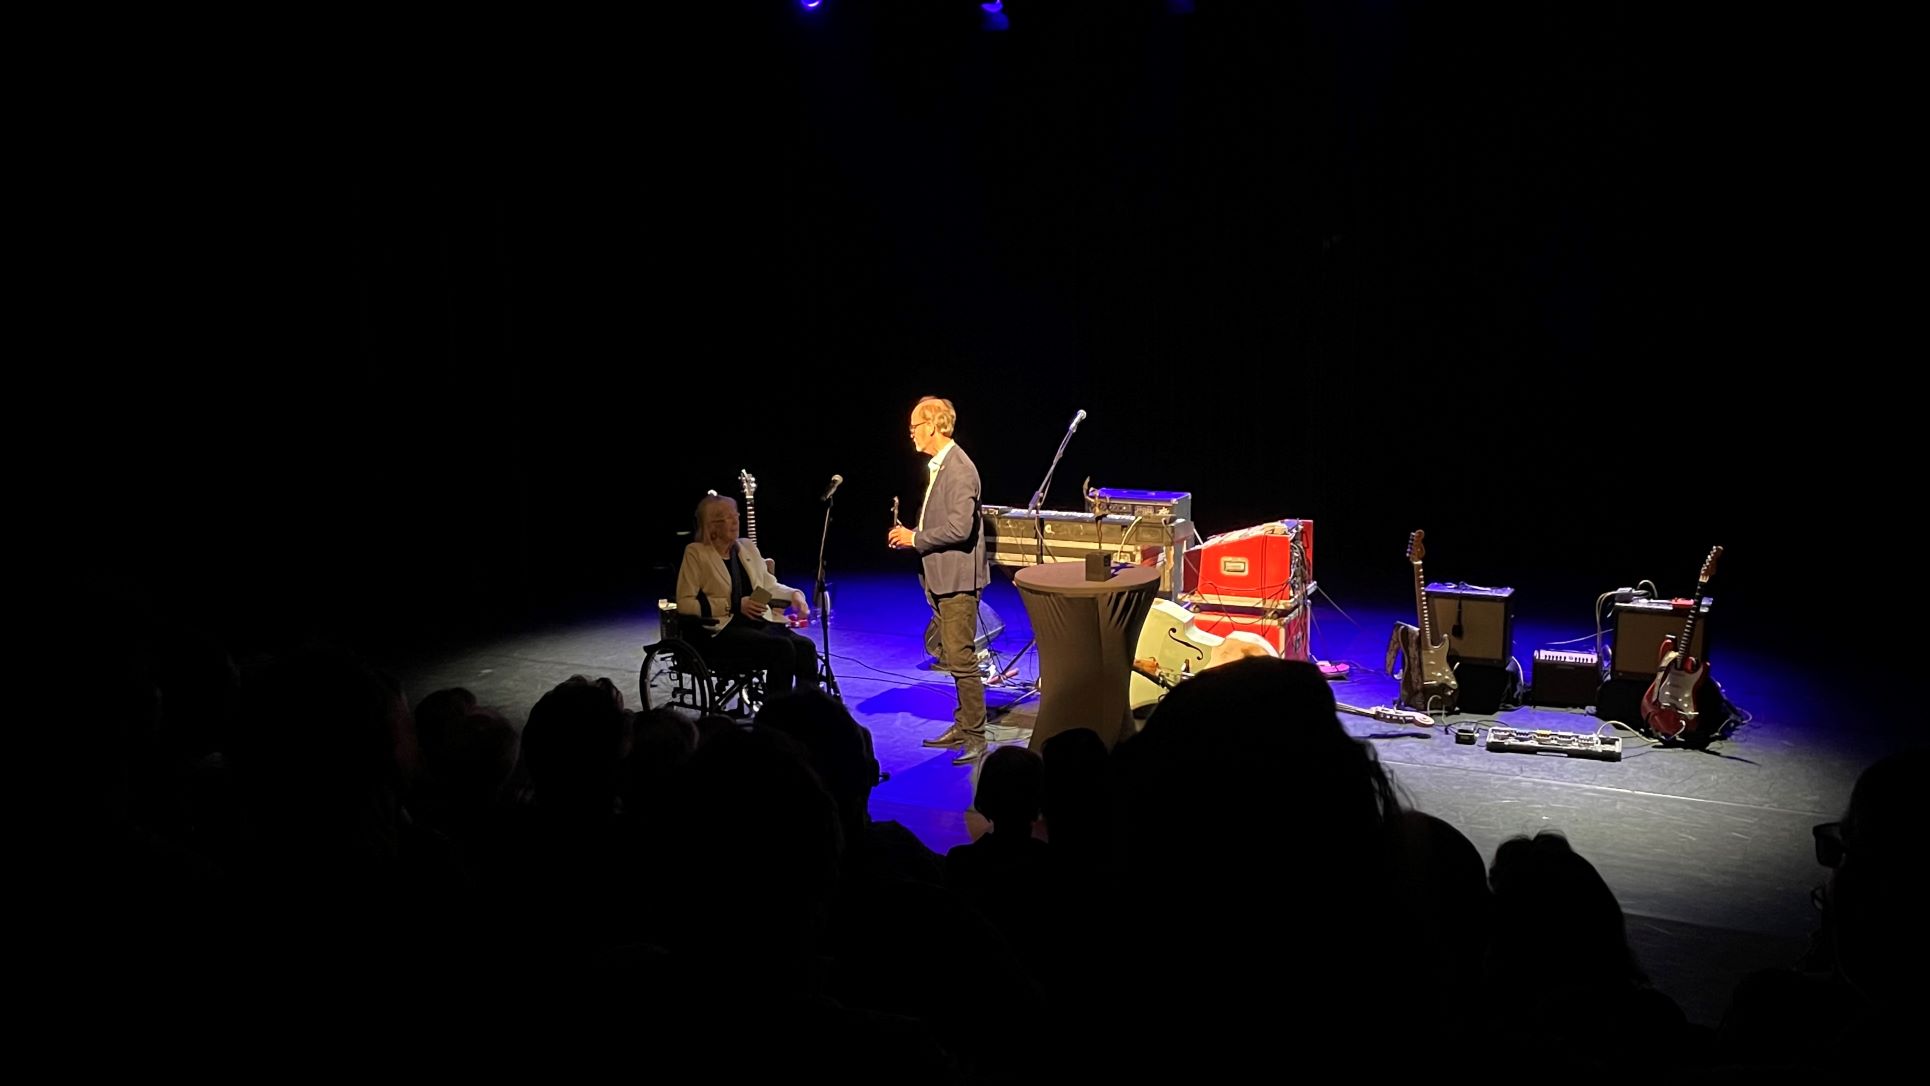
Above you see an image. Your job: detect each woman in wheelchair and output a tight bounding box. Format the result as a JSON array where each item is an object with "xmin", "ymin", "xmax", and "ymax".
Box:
[{"xmin": 676, "ymin": 494, "xmax": 820, "ymax": 697}]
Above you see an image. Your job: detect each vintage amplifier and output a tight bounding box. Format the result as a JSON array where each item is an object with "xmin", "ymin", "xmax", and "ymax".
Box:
[
  {"xmin": 1425, "ymin": 583, "xmax": 1515, "ymax": 667},
  {"xmin": 1610, "ymin": 596, "xmax": 1712, "ymax": 681},
  {"xmin": 1180, "ymin": 519, "xmax": 1312, "ymax": 612},
  {"xmin": 982, "ymin": 506, "xmax": 1193, "ymax": 597},
  {"xmin": 1189, "ymin": 605, "xmax": 1312, "ymax": 662},
  {"xmin": 1530, "ymin": 649, "xmax": 1602, "ymax": 709},
  {"xmin": 1086, "ymin": 487, "xmax": 1192, "ymax": 526}
]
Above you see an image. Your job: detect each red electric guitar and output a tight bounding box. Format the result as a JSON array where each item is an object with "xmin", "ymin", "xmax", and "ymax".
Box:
[{"xmin": 1639, "ymin": 545, "xmax": 1722, "ymax": 740}]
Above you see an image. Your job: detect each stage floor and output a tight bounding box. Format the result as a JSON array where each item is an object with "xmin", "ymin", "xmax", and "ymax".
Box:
[{"xmin": 385, "ymin": 571, "xmax": 1892, "ymax": 1026}]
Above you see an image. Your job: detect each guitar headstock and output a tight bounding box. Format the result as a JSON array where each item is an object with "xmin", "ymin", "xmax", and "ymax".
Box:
[
  {"xmin": 1698, "ymin": 545, "xmax": 1723, "ymax": 583},
  {"xmin": 738, "ymin": 469, "xmax": 757, "ymax": 499},
  {"xmin": 1379, "ymin": 706, "xmax": 1433, "ymax": 728},
  {"xmin": 1406, "ymin": 529, "xmax": 1426, "ymax": 564}
]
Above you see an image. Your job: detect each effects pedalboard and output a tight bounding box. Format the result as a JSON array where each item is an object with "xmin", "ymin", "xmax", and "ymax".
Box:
[{"xmin": 1485, "ymin": 726, "xmax": 1622, "ymax": 762}]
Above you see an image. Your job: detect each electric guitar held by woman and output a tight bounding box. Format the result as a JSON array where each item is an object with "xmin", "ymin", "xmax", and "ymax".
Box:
[
  {"xmin": 738, "ymin": 469, "xmax": 809, "ymax": 628},
  {"xmin": 1640, "ymin": 545, "xmax": 1722, "ymax": 741}
]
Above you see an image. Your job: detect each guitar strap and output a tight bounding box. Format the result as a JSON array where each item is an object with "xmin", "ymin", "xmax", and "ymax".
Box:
[
  {"xmin": 725, "ymin": 545, "xmax": 753, "ymax": 618},
  {"xmin": 1386, "ymin": 622, "xmax": 1417, "ymax": 677}
]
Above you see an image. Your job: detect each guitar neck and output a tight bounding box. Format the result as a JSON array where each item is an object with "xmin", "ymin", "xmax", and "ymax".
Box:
[
  {"xmin": 744, "ymin": 495, "xmax": 758, "ymax": 545},
  {"xmin": 1671, "ymin": 584, "xmax": 1706, "ymax": 669},
  {"xmin": 1413, "ymin": 562, "xmax": 1434, "ymax": 643}
]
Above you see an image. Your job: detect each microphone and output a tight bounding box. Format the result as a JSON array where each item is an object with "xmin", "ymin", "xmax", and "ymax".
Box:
[
  {"xmin": 820, "ymin": 474, "xmax": 844, "ymax": 502},
  {"xmin": 1070, "ymin": 409, "xmax": 1087, "ymax": 431}
]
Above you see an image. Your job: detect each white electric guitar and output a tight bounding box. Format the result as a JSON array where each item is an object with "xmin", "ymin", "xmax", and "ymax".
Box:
[
  {"xmin": 1335, "ymin": 702, "xmax": 1434, "ymax": 728},
  {"xmin": 738, "ymin": 469, "xmax": 808, "ymax": 628}
]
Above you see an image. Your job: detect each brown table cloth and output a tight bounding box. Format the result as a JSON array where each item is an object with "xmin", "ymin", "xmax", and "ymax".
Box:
[{"xmin": 1014, "ymin": 563, "xmax": 1162, "ymax": 750}]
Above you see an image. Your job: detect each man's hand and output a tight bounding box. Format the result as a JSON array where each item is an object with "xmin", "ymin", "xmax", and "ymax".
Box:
[
  {"xmin": 887, "ymin": 526, "xmax": 916, "ymax": 550},
  {"xmin": 790, "ymin": 590, "xmax": 810, "ymax": 623},
  {"xmin": 739, "ymin": 596, "xmax": 769, "ymax": 620}
]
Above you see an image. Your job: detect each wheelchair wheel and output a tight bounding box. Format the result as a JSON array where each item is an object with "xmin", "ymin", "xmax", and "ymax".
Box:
[
  {"xmin": 709, "ymin": 667, "xmax": 767, "ymax": 719},
  {"xmin": 641, "ymin": 639, "xmax": 713, "ymax": 714}
]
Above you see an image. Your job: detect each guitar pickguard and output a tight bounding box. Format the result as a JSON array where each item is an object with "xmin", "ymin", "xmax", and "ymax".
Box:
[
  {"xmin": 1649, "ymin": 654, "xmax": 1702, "ymax": 716},
  {"xmin": 1642, "ymin": 649, "xmax": 1704, "ymax": 739}
]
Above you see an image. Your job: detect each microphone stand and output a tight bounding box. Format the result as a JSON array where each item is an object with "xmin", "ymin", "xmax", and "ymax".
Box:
[
  {"xmin": 989, "ymin": 412, "xmax": 1085, "ymax": 725},
  {"xmin": 814, "ymin": 489, "xmax": 842, "ymax": 701},
  {"xmin": 1028, "ymin": 412, "xmax": 1084, "ymax": 564}
]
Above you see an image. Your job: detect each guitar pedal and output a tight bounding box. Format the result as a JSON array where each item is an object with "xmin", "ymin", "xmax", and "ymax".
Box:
[{"xmin": 1484, "ymin": 727, "xmax": 1622, "ymax": 762}]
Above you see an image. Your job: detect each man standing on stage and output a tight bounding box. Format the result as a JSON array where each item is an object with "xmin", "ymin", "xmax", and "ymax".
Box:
[{"xmin": 888, "ymin": 396, "xmax": 989, "ymax": 766}]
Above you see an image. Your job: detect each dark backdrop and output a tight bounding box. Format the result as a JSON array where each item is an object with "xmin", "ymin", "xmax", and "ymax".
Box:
[{"xmin": 67, "ymin": 2, "xmax": 1902, "ymax": 656}]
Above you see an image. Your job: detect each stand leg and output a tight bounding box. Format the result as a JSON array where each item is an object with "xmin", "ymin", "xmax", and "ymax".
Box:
[
  {"xmin": 817, "ymin": 616, "xmax": 842, "ymax": 700},
  {"xmin": 985, "ymin": 680, "xmax": 1041, "ymax": 726},
  {"xmin": 814, "ymin": 497, "xmax": 843, "ymax": 701},
  {"xmin": 983, "ymin": 638, "xmax": 1040, "ymax": 728},
  {"xmin": 990, "ymin": 638, "xmax": 1036, "ymax": 685}
]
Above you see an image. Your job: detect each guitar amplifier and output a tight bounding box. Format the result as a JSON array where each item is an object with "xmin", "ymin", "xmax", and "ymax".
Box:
[
  {"xmin": 1530, "ymin": 649, "xmax": 1602, "ymax": 709},
  {"xmin": 1086, "ymin": 487, "xmax": 1192, "ymax": 526},
  {"xmin": 1610, "ymin": 597, "xmax": 1712, "ymax": 681},
  {"xmin": 1425, "ymin": 583, "xmax": 1515, "ymax": 667},
  {"xmin": 1182, "ymin": 519, "xmax": 1313, "ymax": 612},
  {"xmin": 1189, "ymin": 605, "xmax": 1312, "ymax": 662}
]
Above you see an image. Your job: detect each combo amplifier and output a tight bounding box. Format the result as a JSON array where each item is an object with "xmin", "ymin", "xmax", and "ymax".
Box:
[
  {"xmin": 1426, "ymin": 583, "xmax": 1515, "ymax": 667},
  {"xmin": 1610, "ymin": 597, "xmax": 1712, "ymax": 681},
  {"xmin": 1530, "ymin": 649, "xmax": 1602, "ymax": 709}
]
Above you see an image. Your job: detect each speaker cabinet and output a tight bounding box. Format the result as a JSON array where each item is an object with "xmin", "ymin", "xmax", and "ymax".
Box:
[
  {"xmin": 1610, "ymin": 597, "xmax": 1711, "ymax": 681},
  {"xmin": 1454, "ymin": 659, "xmax": 1524, "ymax": 714},
  {"xmin": 1425, "ymin": 583, "xmax": 1515, "ymax": 667},
  {"xmin": 1594, "ymin": 677, "xmax": 1648, "ymax": 726}
]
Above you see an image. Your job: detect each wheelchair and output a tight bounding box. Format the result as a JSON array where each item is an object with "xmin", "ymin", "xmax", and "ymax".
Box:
[{"xmin": 640, "ymin": 600, "xmax": 777, "ymax": 718}]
